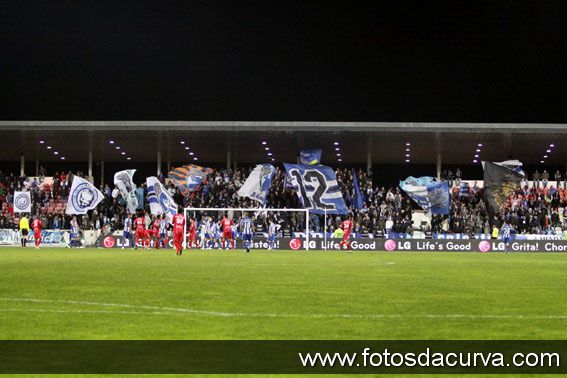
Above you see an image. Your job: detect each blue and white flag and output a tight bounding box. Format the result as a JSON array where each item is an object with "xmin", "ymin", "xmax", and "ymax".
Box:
[
  {"xmin": 237, "ymin": 164, "xmax": 275, "ymax": 205},
  {"xmin": 66, "ymin": 176, "xmax": 104, "ymax": 215},
  {"xmin": 459, "ymin": 182, "xmax": 470, "ymax": 198},
  {"xmin": 299, "ymin": 149, "xmax": 322, "ymax": 165},
  {"xmin": 113, "ymin": 169, "xmax": 138, "ymax": 213},
  {"xmin": 146, "ymin": 176, "xmax": 178, "ymax": 224},
  {"xmin": 483, "ymin": 159, "xmax": 525, "ymax": 178},
  {"xmin": 352, "ymin": 169, "xmax": 364, "ymax": 209},
  {"xmin": 284, "ymin": 164, "xmax": 348, "ymax": 214},
  {"xmin": 168, "ymin": 164, "xmax": 212, "ymax": 194},
  {"xmin": 426, "ymin": 181, "xmax": 451, "ymax": 215},
  {"xmin": 400, "ymin": 176, "xmax": 450, "ymax": 215},
  {"xmin": 13, "ymin": 191, "xmax": 31, "ymax": 213}
]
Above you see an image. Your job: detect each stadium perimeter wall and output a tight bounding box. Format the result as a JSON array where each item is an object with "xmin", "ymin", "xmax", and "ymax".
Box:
[{"xmin": 93, "ymin": 236, "xmax": 567, "ymax": 253}]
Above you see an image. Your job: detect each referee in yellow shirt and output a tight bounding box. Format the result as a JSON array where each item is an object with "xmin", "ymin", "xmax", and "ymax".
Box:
[{"xmin": 19, "ymin": 214, "xmax": 30, "ymax": 247}]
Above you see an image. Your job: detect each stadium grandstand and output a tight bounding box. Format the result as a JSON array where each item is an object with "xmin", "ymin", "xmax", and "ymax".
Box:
[
  {"xmin": 3, "ymin": 2, "xmax": 567, "ymax": 373},
  {"xmin": 0, "ymin": 121, "xmax": 566, "ymax": 247}
]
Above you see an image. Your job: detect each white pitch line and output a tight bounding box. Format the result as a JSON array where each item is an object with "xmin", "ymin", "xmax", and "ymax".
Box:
[
  {"xmin": 1, "ymin": 297, "xmax": 567, "ymax": 319},
  {"xmin": 0, "ymin": 308, "xmax": 175, "ymax": 315}
]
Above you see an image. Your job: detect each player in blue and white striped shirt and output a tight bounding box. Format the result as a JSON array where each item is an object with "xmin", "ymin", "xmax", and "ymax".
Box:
[
  {"xmin": 158, "ymin": 215, "xmax": 168, "ymax": 249},
  {"xmin": 210, "ymin": 220, "xmax": 221, "ymax": 249},
  {"xmin": 123, "ymin": 214, "xmax": 133, "ymax": 249},
  {"xmin": 239, "ymin": 213, "xmax": 254, "ymax": 252},
  {"xmin": 267, "ymin": 219, "xmax": 280, "ymax": 250},
  {"xmin": 68, "ymin": 216, "xmax": 81, "ymax": 248},
  {"xmin": 500, "ymin": 221, "xmax": 515, "ymax": 253}
]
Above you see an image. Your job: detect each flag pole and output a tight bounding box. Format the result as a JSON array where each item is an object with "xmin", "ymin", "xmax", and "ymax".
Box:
[
  {"xmin": 305, "ymin": 209, "xmax": 310, "ymax": 251},
  {"xmin": 324, "ymin": 209, "xmax": 327, "ymax": 250}
]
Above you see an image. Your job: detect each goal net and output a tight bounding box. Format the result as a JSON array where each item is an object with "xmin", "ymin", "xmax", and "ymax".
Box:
[{"xmin": 183, "ymin": 207, "xmax": 310, "ymax": 250}]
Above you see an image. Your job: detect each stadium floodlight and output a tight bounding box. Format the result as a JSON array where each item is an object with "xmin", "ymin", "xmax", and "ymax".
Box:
[
  {"xmin": 115, "ymin": 146, "xmax": 120, "ymax": 150},
  {"xmin": 183, "ymin": 207, "xmax": 311, "ymax": 251},
  {"xmin": 477, "ymin": 143, "xmax": 483, "ymax": 147},
  {"xmin": 121, "ymin": 152, "xmax": 126, "ymax": 155},
  {"xmin": 39, "ymin": 140, "xmax": 44, "ymax": 144},
  {"xmin": 109, "ymin": 140, "xmax": 114, "ymax": 144},
  {"xmin": 60, "ymin": 157, "xmax": 65, "ymax": 160},
  {"xmin": 193, "ymin": 157, "xmax": 198, "ymax": 161},
  {"xmin": 406, "ymin": 142, "xmax": 411, "ymax": 146},
  {"xmin": 334, "ymin": 142, "xmax": 339, "ymax": 145},
  {"xmin": 540, "ymin": 160, "xmax": 545, "ymax": 163},
  {"xmin": 550, "ymin": 144, "xmax": 555, "ymax": 147},
  {"xmin": 180, "ymin": 141, "xmax": 185, "ymax": 144},
  {"xmin": 476, "ymin": 149, "xmax": 481, "ymax": 152},
  {"xmin": 54, "ymin": 151, "xmax": 59, "ymax": 155},
  {"xmin": 189, "ymin": 152, "xmax": 194, "ymax": 156},
  {"xmin": 405, "ymin": 159, "xmax": 410, "ymax": 163},
  {"xmin": 544, "ymin": 155, "xmax": 548, "ymax": 158},
  {"xmin": 265, "ymin": 147, "xmax": 269, "ymax": 150},
  {"xmin": 546, "ymin": 149, "xmax": 551, "ymax": 153},
  {"xmin": 262, "ymin": 141, "xmax": 267, "ymax": 145},
  {"xmin": 185, "ymin": 147, "xmax": 189, "ymax": 150},
  {"xmin": 127, "ymin": 157, "xmax": 131, "ymax": 160},
  {"xmin": 47, "ymin": 146, "xmax": 52, "ymax": 149}
]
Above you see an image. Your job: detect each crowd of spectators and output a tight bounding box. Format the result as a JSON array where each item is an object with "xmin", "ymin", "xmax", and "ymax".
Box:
[{"xmin": 1, "ymin": 166, "xmax": 566, "ymax": 237}]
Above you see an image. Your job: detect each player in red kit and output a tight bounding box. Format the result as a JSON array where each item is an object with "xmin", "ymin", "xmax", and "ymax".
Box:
[
  {"xmin": 31, "ymin": 215, "xmax": 43, "ymax": 249},
  {"xmin": 188, "ymin": 218, "xmax": 197, "ymax": 248},
  {"xmin": 219, "ymin": 214, "xmax": 234, "ymax": 250},
  {"xmin": 338, "ymin": 215, "xmax": 353, "ymax": 251},
  {"xmin": 172, "ymin": 208, "xmax": 186, "ymax": 255},
  {"xmin": 134, "ymin": 212, "xmax": 147, "ymax": 250}
]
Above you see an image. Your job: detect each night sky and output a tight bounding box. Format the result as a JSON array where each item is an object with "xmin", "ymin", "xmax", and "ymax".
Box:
[{"xmin": 2, "ymin": 1, "xmax": 567, "ymax": 122}]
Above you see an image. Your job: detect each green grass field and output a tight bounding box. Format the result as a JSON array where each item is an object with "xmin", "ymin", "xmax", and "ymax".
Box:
[{"xmin": 0, "ymin": 247, "xmax": 566, "ymax": 341}]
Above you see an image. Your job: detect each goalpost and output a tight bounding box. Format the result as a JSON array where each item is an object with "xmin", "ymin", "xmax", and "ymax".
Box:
[{"xmin": 183, "ymin": 207, "xmax": 311, "ymax": 250}]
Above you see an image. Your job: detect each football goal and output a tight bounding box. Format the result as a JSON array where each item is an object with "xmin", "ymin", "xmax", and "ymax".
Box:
[{"xmin": 183, "ymin": 207, "xmax": 311, "ymax": 250}]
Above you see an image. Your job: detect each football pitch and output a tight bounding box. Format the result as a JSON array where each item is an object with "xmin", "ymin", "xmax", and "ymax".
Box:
[{"xmin": 0, "ymin": 247, "xmax": 566, "ymax": 341}]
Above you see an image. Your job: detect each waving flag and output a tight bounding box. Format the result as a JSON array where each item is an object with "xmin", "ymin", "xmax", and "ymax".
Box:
[
  {"xmin": 483, "ymin": 159, "xmax": 525, "ymax": 178},
  {"xmin": 426, "ymin": 181, "xmax": 451, "ymax": 215},
  {"xmin": 237, "ymin": 164, "xmax": 276, "ymax": 205},
  {"xmin": 483, "ymin": 161, "xmax": 523, "ymax": 216},
  {"xmin": 352, "ymin": 169, "xmax": 364, "ymax": 209},
  {"xmin": 284, "ymin": 164, "xmax": 348, "ymax": 214},
  {"xmin": 400, "ymin": 176, "xmax": 450, "ymax": 215},
  {"xmin": 146, "ymin": 177, "xmax": 178, "ymax": 224},
  {"xmin": 459, "ymin": 182, "xmax": 470, "ymax": 198},
  {"xmin": 168, "ymin": 164, "xmax": 212, "ymax": 194},
  {"xmin": 299, "ymin": 149, "xmax": 322, "ymax": 165},
  {"xmin": 113, "ymin": 169, "xmax": 138, "ymax": 213},
  {"xmin": 66, "ymin": 176, "xmax": 103, "ymax": 214},
  {"xmin": 13, "ymin": 191, "xmax": 31, "ymax": 213}
]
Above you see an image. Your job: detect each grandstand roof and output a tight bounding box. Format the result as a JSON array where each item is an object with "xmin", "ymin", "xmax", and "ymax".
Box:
[{"xmin": 0, "ymin": 121, "xmax": 565, "ymax": 166}]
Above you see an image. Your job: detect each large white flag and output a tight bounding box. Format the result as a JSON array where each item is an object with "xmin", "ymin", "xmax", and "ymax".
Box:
[
  {"xmin": 13, "ymin": 191, "xmax": 32, "ymax": 213},
  {"xmin": 114, "ymin": 169, "xmax": 138, "ymax": 213},
  {"xmin": 66, "ymin": 176, "xmax": 104, "ymax": 214},
  {"xmin": 146, "ymin": 176, "xmax": 178, "ymax": 224},
  {"xmin": 237, "ymin": 164, "xmax": 276, "ymax": 205}
]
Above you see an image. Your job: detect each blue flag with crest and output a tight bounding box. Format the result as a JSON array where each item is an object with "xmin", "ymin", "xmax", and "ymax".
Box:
[
  {"xmin": 299, "ymin": 149, "xmax": 322, "ymax": 165},
  {"xmin": 400, "ymin": 176, "xmax": 450, "ymax": 215},
  {"xmin": 146, "ymin": 176, "xmax": 178, "ymax": 224}
]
